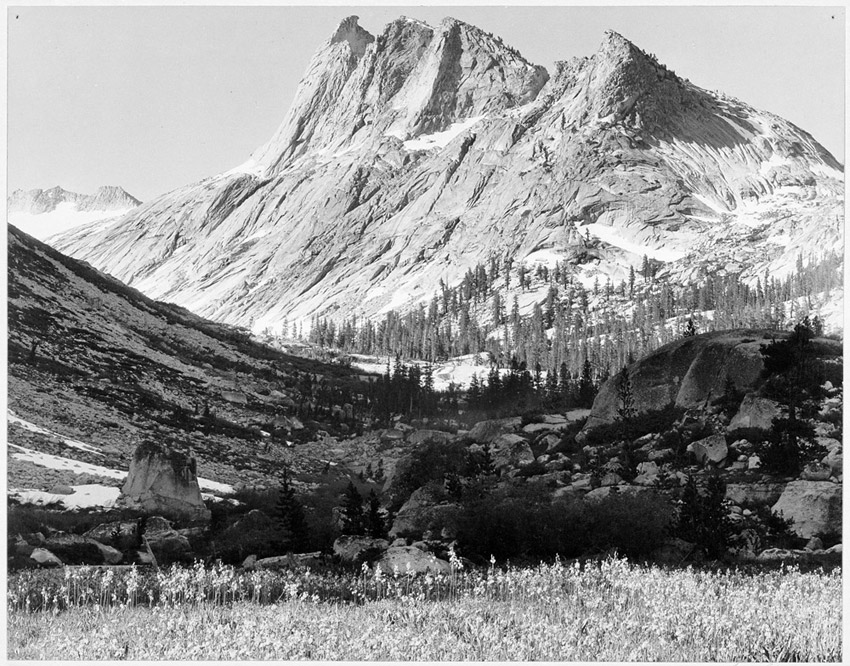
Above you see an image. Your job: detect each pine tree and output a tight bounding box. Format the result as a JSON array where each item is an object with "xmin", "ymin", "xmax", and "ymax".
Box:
[
  {"xmin": 275, "ymin": 466, "xmax": 308, "ymax": 553},
  {"xmin": 340, "ymin": 481, "xmax": 365, "ymax": 535},
  {"xmin": 683, "ymin": 318, "xmax": 697, "ymax": 337},
  {"xmin": 364, "ymin": 490, "xmax": 385, "ymax": 538}
]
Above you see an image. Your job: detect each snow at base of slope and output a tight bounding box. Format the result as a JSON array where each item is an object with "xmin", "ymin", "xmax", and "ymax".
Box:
[
  {"xmin": 523, "ymin": 248, "xmax": 566, "ymax": 267},
  {"xmin": 9, "ymin": 443, "xmax": 235, "ymax": 495},
  {"xmin": 9, "ymin": 411, "xmax": 103, "ymax": 455},
  {"xmin": 401, "ymin": 116, "xmax": 485, "ymax": 151},
  {"xmin": 8, "ymin": 202, "xmax": 132, "ymax": 242},
  {"xmin": 8, "ymin": 484, "xmax": 121, "ymax": 510},
  {"xmin": 10, "ymin": 444, "xmax": 125, "ymax": 479}
]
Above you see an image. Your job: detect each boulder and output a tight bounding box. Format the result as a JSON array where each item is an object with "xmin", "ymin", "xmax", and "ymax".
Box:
[
  {"xmin": 584, "ymin": 485, "xmax": 655, "ymax": 501},
  {"xmin": 333, "ymin": 535, "xmax": 389, "ymax": 564},
  {"xmin": 687, "ymin": 434, "xmax": 728, "ymax": 466},
  {"xmin": 725, "ymin": 482, "xmax": 786, "ymax": 507},
  {"xmin": 728, "ymin": 394, "xmax": 782, "ymax": 431},
  {"xmin": 821, "ymin": 449, "xmax": 842, "ymax": 476},
  {"xmin": 389, "ymin": 485, "xmax": 460, "ymax": 540},
  {"xmin": 378, "ymin": 546, "xmax": 451, "ymax": 575},
  {"xmin": 633, "ymin": 461, "xmax": 660, "ymax": 486},
  {"xmin": 242, "ymin": 554, "xmax": 258, "ymax": 570},
  {"xmin": 584, "ymin": 331, "xmax": 779, "ymax": 431},
  {"xmin": 143, "ymin": 516, "xmax": 193, "ymax": 562},
  {"xmin": 407, "ymin": 429, "xmax": 453, "ymax": 446},
  {"xmin": 771, "ymin": 481, "xmax": 842, "ymax": 539},
  {"xmin": 651, "ymin": 538, "xmax": 695, "ymax": 565},
  {"xmin": 601, "ymin": 472, "xmax": 623, "ymax": 487},
  {"xmin": 805, "ymin": 536, "xmax": 824, "ymax": 551},
  {"xmin": 380, "ymin": 429, "xmax": 405, "ymax": 443},
  {"xmin": 221, "ymin": 390, "xmax": 248, "ymax": 404},
  {"xmin": 467, "ymin": 418, "xmax": 520, "ymax": 444},
  {"xmin": 756, "ymin": 548, "xmax": 814, "ymax": 563},
  {"xmin": 84, "ymin": 520, "xmax": 139, "ymax": 549},
  {"xmin": 49, "ymin": 485, "xmax": 75, "ymax": 495},
  {"xmin": 747, "ymin": 455, "xmax": 762, "ymax": 470},
  {"xmin": 490, "ymin": 434, "xmax": 534, "ymax": 472},
  {"xmin": 801, "ymin": 462, "xmax": 832, "ymax": 482},
  {"xmin": 118, "ymin": 440, "xmax": 211, "ymax": 523},
  {"xmin": 30, "ymin": 548, "xmax": 62, "ymax": 567},
  {"xmin": 543, "ymin": 434, "xmax": 562, "ymax": 452},
  {"xmin": 43, "ymin": 533, "xmax": 121, "ymax": 565}
]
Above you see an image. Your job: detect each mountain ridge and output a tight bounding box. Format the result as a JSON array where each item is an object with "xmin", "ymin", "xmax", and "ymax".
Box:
[{"xmin": 51, "ymin": 17, "xmax": 843, "ymax": 334}]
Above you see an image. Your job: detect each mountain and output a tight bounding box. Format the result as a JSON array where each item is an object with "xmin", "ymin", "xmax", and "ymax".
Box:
[
  {"xmin": 52, "ymin": 16, "xmax": 843, "ymax": 334},
  {"xmin": 8, "ymin": 185, "xmax": 141, "ymax": 242}
]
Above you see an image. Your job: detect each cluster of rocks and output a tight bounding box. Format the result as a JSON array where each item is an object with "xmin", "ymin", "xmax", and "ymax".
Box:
[{"xmin": 11, "ymin": 515, "xmax": 199, "ymax": 568}]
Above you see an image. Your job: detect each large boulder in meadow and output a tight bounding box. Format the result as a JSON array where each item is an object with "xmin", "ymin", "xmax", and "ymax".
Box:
[
  {"xmin": 728, "ymin": 394, "xmax": 782, "ymax": 431},
  {"xmin": 333, "ymin": 535, "xmax": 389, "ymax": 564},
  {"xmin": 583, "ymin": 330, "xmax": 841, "ymax": 431},
  {"xmin": 378, "ymin": 546, "xmax": 451, "ymax": 575},
  {"xmin": 771, "ymin": 481, "xmax": 842, "ymax": 539},
  {"xmin": 118, "ymin": 440, "xmax": 211, "ymax": 523}
]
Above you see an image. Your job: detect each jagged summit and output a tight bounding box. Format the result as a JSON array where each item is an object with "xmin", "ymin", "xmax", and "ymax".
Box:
[
  {"xmin": 52, "ymin": 18, "xmax": 843, "ymax": 334},
  {"xmin": 329, "ymin": 15, "xmax": 374, "ymax": 58}
]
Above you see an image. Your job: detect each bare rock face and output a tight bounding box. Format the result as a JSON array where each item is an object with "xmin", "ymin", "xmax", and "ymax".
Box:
[
  {"xmin": 118, "ymin": 440, "xmax": 211, "ymax": 523},
  {"xmin": 771, "ymin": 481, "xmax": 842, "ymax": 539},
  {"xmin": 389, "ymin": 483, "xmax": 460, "ymax": 540}
]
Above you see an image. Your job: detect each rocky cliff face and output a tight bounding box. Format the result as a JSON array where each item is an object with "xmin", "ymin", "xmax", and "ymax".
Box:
[{"xmin": 52, "ymin": 17, "xmax": 843, "ymax": 332}]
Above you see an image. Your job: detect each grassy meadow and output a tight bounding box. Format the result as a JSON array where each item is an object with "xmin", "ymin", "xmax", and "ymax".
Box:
[{"xmin": 7, "ymin": 557, "xmax": 842, "ymax": 661}]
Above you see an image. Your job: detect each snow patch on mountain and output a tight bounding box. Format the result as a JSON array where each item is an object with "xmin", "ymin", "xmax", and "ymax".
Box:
[{"xmin": 401, "ymin": 115, "xmax": 486, "ymax": 151}]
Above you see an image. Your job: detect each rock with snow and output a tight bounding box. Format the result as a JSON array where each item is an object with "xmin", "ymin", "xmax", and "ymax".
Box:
[
  {"xmin": 118, "ymin": 440, "xmax": 211, "ymax": 523},
  {"xmin": 771, "ymin": 481, "xmax": 842, "ymax": 539}
]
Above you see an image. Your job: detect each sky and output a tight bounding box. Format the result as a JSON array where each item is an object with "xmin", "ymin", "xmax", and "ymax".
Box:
[{"xmin": 7, "ymin": 4, "xmax": 846, "ymax": 202}]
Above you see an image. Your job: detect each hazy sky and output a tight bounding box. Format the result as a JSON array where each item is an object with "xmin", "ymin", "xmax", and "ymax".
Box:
[{"xmin": 7, "ymin": 4, "xmax": 845, "ymax": 202}]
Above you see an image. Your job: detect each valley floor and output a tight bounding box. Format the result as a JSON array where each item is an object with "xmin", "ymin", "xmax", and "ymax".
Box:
[{"xmin": 7, "ymin": 558, "xmax": 841, "ymax": 661}]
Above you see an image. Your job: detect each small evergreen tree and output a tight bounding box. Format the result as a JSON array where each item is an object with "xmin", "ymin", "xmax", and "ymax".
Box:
[
  {"xmin": 340, "ymin": 481, "xmax": 365, "ymax": 535},
  {"xmin": 364, "ymin": 490, "xmax": 385, "ymax": 538},
  {"xmin": 275, "ymin": 466, "xmax": 308, "ymax": 553},
  {"xmin": 683, "ymin": 318, "xmax": 697, "ymax": 337}
]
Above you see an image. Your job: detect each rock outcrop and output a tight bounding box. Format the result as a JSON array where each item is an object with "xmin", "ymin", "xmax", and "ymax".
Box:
[
  {"xmin": 118, "ymin": 441, "xmax": 211, "ymax": 523},
  {"xmin": 584, "ymin": 330, "xmax": 841, "ymax": 430},
  {"xmin": 771, "ymin": 480, "xmax": 842, "ymax": 539},
  {"xmin": 378, "ymin": 545, "xmax": 452, "ymax": 575}
]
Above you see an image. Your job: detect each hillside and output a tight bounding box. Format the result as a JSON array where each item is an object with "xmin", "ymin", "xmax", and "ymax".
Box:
[{"xmin": 7, "ymin": 225, "xmax": 391, "ymax": 511}]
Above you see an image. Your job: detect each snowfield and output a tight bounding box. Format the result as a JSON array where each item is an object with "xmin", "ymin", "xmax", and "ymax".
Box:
[{"xmin": 8, "ymin": 202, "xmax": 133, "ymax": 242}]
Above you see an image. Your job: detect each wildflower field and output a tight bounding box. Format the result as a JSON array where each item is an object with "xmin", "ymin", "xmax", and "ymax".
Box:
[{"xmin": 7, "ymin": 557, "xmax": 842, "ymax": 661}]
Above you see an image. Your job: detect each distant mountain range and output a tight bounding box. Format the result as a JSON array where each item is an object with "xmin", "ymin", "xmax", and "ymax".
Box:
[
  {"xmin": 7, "ymin": 186, "xmax": 140, "ymax": 241},
  {"xmin": 45, "ymin": 16, "xmax": 843, "ymax": 333}
]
